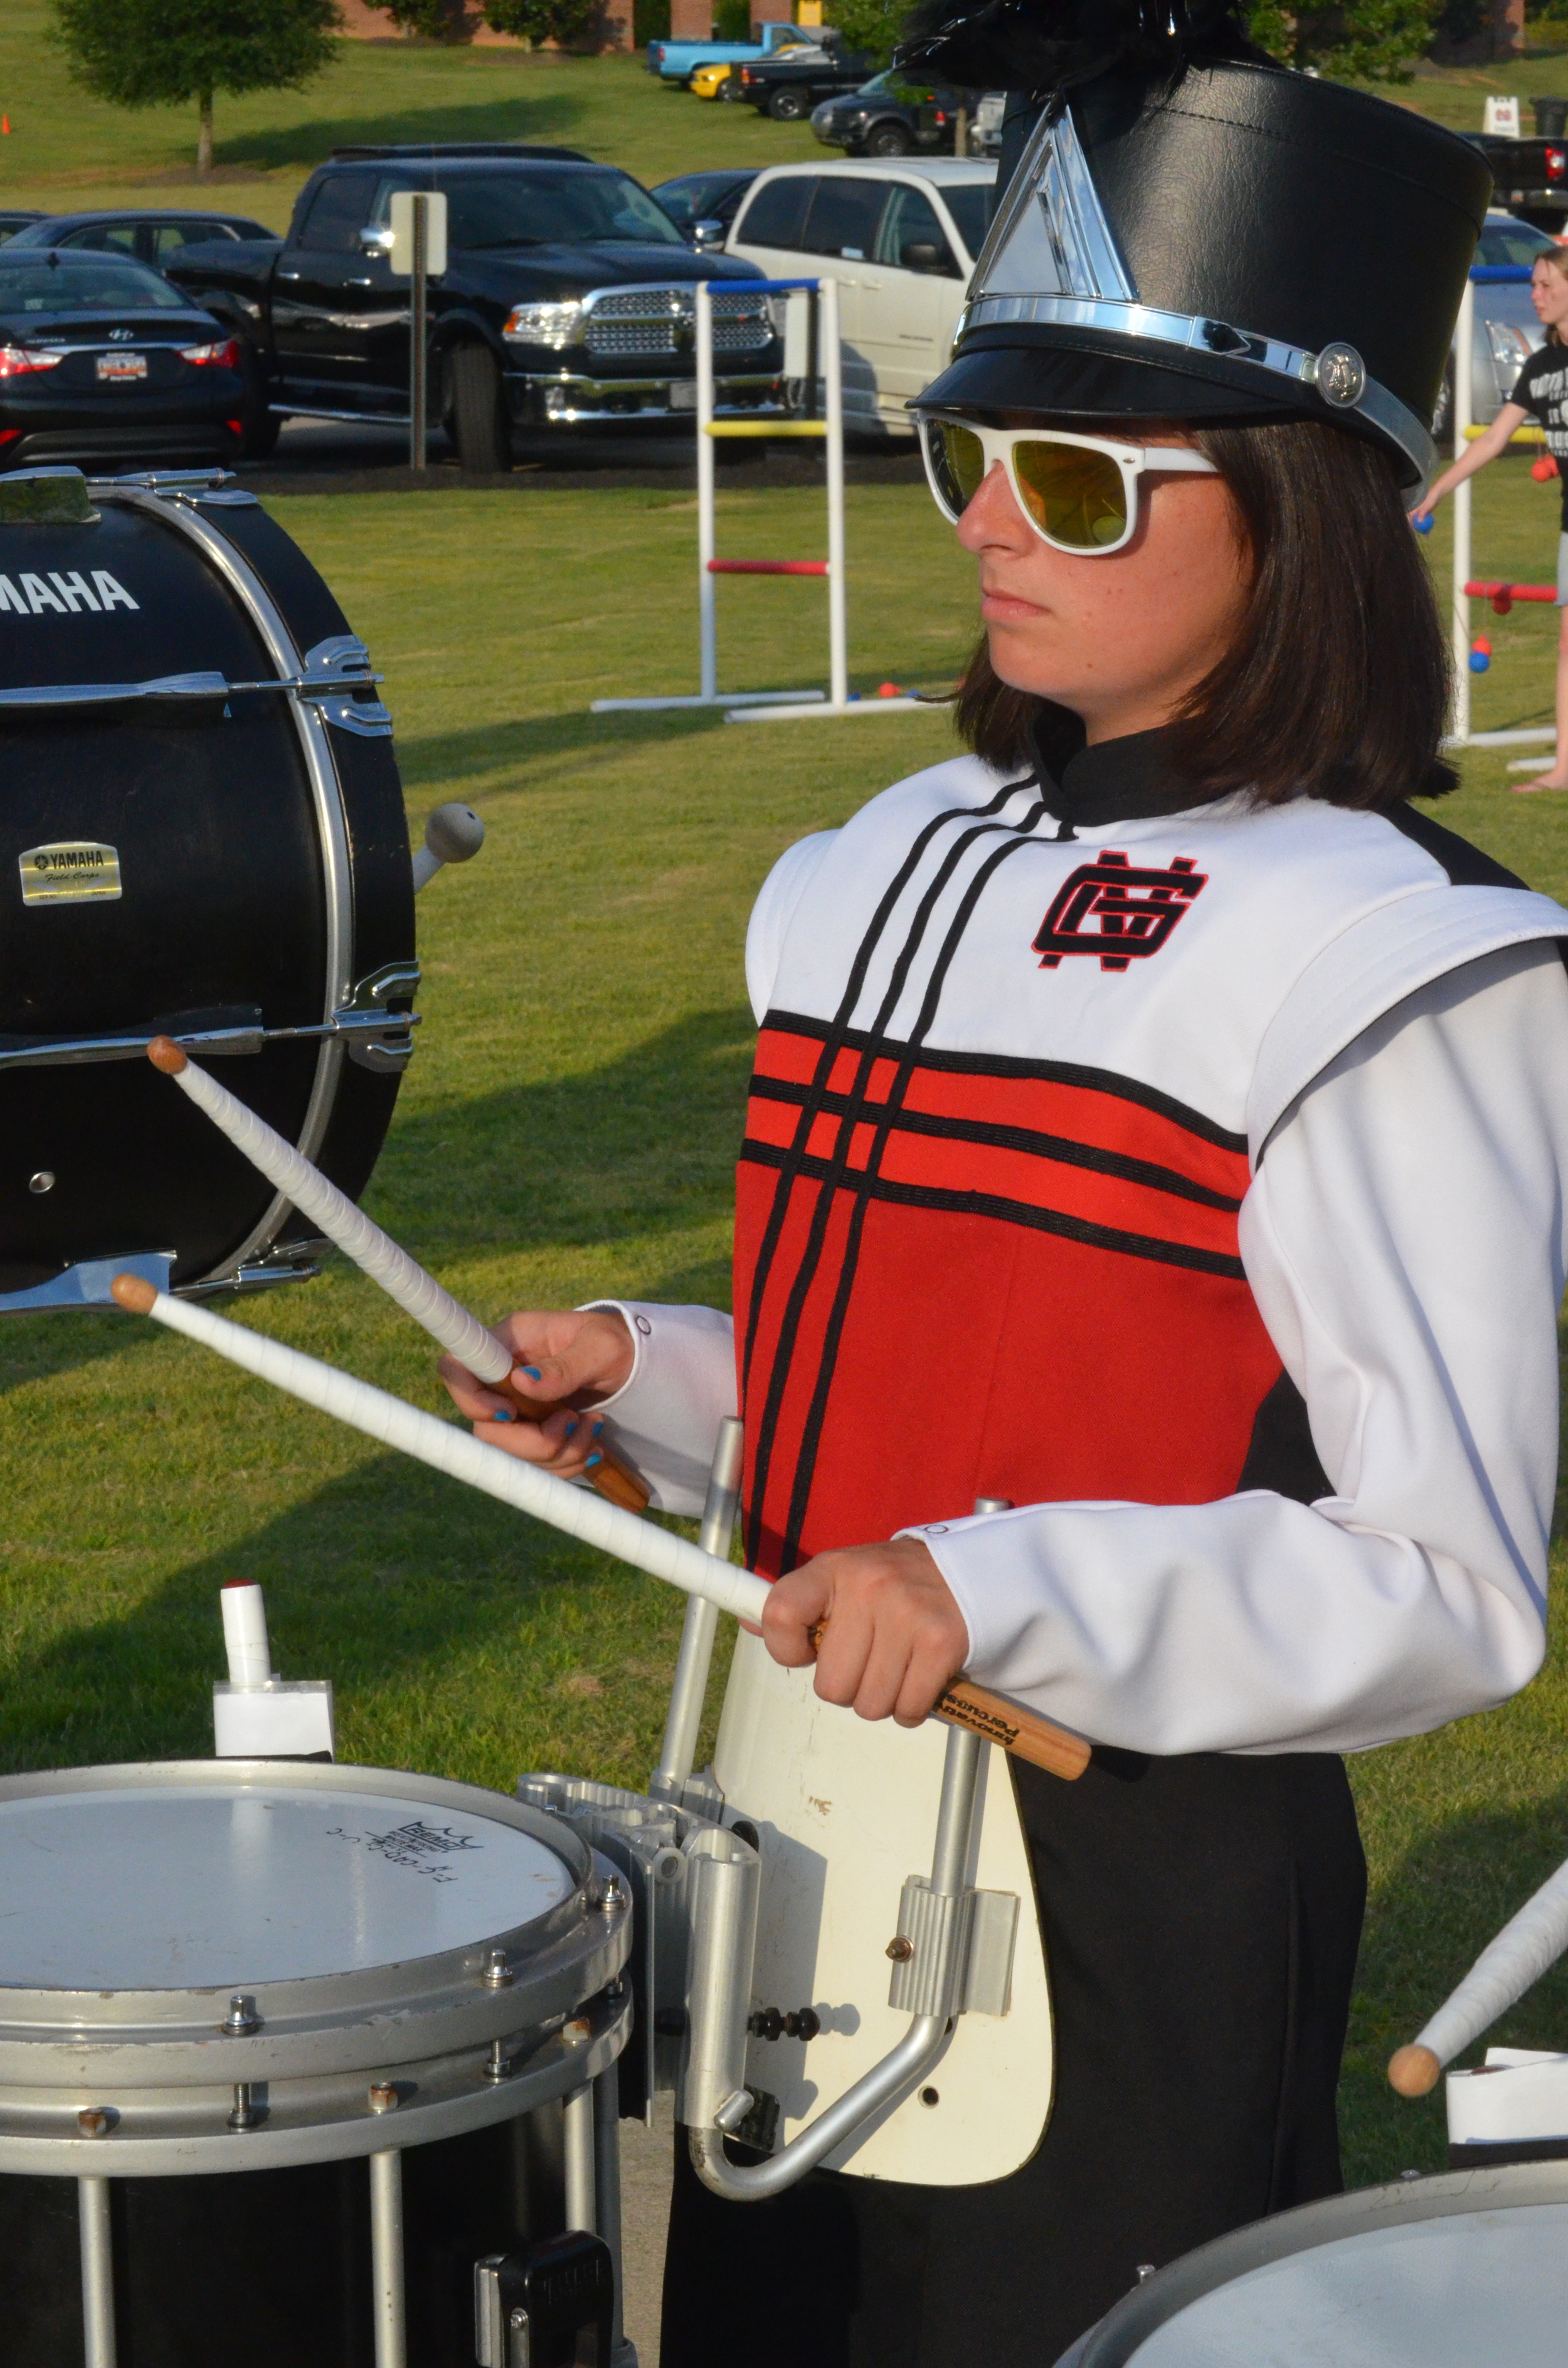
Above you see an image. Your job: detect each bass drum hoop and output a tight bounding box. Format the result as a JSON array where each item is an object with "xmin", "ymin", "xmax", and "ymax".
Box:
[
  {"xmin": 1069, "ymin": 2158, "xmax": 1568, "ymax": 2365},
  {"xmin": 107, "ymin": 486, "xmax": 354, "ymax": 1288}
]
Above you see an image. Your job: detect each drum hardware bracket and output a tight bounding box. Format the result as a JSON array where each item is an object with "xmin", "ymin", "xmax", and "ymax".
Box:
[
  {"xmin": 474, "ymin": 2231, "xmax": 617, "ymax": 2368},
  {"xmin": 886, "ymin": 1879, "xmax": 1020, "ymax": 2021},
  {"xmin": 746, "ymin": 2007, "xmax": 820, "ymax": 2043},
  {"xmin": 0, "ymin": 1251, "xmax": 174, "ymax": 1319}
]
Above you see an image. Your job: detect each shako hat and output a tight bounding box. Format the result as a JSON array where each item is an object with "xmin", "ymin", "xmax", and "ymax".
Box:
[{"xmin": 899, "ymin": 0, "xmax": 1491, "ymax": 489}]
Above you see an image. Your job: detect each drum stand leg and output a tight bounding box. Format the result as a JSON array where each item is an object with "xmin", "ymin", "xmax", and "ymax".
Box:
[
  {"xmin": 77, "ymin": 2177, "xmax": 117, "ymax": 2368},
  {"xmin": 593, "ymin": 2064, "xmax": 638, "ymax": 2367},
  {"xmin": 368, "ymin": 2147, "xmax": 406, "ymax": 2368},
  {"xmin": 563, "ymin": 2082, "xmax": 596, "ymax": 2234}
]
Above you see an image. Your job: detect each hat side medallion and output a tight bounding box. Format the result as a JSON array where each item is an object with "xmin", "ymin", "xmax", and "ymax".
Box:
[{"xmin": 1308, "ymin": 343, "xmax": 1367, "ymax": 409}]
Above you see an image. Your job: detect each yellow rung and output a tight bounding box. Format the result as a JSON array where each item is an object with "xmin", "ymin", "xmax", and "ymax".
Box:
[
  {"xmin": 706, "ymin": 422, "xmax": 830, "ymax": 438},
  {"xmin": 1463, "ymin": 422, "xmax": 1547, "ymax": 444}
]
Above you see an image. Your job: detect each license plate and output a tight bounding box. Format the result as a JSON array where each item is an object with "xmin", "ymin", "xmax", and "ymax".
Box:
[
  {"xmin": 669, "ymin": 380, "xmax": 697, "ymax": 411},
  {"xmin": 96, "ymin": 352, "xmax": 147, "ymax": 382}
]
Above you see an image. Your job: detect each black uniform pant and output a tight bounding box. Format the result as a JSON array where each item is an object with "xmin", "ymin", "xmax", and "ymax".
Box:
[{"xmin": 660, "ymin": 1748, "xmax": 1366, "ymax": 2367}]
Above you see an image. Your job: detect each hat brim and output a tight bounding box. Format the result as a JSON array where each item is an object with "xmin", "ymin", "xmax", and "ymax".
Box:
[{"xmin": 917, "ymin": 327, "xmax": 1423, "ymax": 483}]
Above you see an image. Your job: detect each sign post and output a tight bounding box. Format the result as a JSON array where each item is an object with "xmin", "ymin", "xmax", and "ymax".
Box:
[{"xmin": 388, "ymin": 190, "xmax": 449, "ymax": 474}]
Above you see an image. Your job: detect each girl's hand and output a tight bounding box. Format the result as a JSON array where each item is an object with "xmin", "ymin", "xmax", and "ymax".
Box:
[
  {"xmin": 1408, "ymin": 493, "xmax": 1436, "ymax": 526},
  {"xmin": 761, "ymin": 1538, "xmax": 970, "ymax": 1727},
  {"xmin": 438, "ymin": 1307, "xmax": 635, "ymax": 1480}
]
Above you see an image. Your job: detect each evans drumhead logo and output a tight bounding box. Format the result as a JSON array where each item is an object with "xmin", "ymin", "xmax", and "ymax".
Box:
[
  {"xmin": 0, "ymin": 570, "xmax": 138, "ymax": 616},
  {"xmin": 19, "ymin": 842, "xmax": 122, "ymax": 905}
]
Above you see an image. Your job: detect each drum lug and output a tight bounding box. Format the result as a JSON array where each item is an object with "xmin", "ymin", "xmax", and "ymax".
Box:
[{"xmin": 474, "ymin": 2233, "xmax": 616, "ymax": 2368}]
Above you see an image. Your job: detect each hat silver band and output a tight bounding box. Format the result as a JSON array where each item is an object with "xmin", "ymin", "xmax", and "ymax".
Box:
[{"xmin": 951, "ymin": 292, "xmax": 1438, "ymax": 489}]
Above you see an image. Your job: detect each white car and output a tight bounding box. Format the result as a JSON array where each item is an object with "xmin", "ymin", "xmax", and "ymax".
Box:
[{"xmin": 726, "ymin": 159, "xmax": 996, "ymax": 437}]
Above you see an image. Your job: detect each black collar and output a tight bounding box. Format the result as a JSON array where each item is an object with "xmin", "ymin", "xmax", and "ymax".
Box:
[{"xmin": 1028, "ymin": 707, "xmax": 1217, "ymax": 836}]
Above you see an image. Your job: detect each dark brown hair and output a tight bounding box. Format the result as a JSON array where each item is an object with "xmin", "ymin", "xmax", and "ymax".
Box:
[{"xmin": 953, "ymin": 415, "xmax": 1457, "ymax": 807}]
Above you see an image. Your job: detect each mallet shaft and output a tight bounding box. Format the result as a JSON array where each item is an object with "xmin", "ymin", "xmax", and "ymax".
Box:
[
  {"xmin": 147, "ymin": 1039, "xmax": 647, "ymax": 1512},
  {"xmin": 1389, "ymin": 1851, "xmax": 1568, "ymax": 2096},
  {"xmin": 110, "ymin": 1277, "xmax": 1089, "ymax": 1780}
]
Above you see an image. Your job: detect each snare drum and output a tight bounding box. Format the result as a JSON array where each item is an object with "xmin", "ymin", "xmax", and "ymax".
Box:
[
  {"xmin": 1059, "ymin": 2160, "xmax": 1568, "ymax": 2368},
  {"xmin": 0, "ymin": 1760, "xmax": 632, "ymax": 2368}
]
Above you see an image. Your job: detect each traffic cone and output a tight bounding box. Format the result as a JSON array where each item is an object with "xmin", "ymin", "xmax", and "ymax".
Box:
[{"xmin": 2, "ymin": 117, "xmax": 11, "ymax": 135}]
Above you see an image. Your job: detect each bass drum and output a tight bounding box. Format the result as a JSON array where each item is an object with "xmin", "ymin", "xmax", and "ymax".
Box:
[
  {"xmin": 1057, "ymin": 2161, "xmax": 1568, "ymax": 2367},
  {"xmin": 0, "ymin": 465, "xmax": 416, "ymax": 1305}
]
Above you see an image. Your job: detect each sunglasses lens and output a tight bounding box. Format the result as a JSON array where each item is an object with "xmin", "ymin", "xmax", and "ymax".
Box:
[
  {"xmin": 1014, "ymin": 439, "xmax": 1129, "ymax": 550},
  {"xmin": 930, "ymin": 421, "xmax": 987, "ymax": 515}
]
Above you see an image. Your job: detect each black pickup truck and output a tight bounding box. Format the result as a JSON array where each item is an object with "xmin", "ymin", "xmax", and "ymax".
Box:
[
  {"xmin": 162, "ymin": 144, "xmax": 784, "ymax": 470},
  {"xmin": 729, "ymin": 41, "xmax": 878, "ymax": 122},
  {"xmin": 1466, "ymin": 131, "xmax": 1565, "ymax": 231}
]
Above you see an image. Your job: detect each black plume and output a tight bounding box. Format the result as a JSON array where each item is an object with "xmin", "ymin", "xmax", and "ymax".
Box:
[{"xmin": 896, "ymin": 0, "xmax": 1267, "ymax": 92}]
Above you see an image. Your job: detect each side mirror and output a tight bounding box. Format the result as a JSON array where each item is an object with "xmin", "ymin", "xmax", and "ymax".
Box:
[
  {"xmin": 901, "ymin": 240, "xmax": 946, "ymax": 273},
  {"xmin": 359, "ymin": 226, "xmax": 395, "ymax": 257},
  {"xmin": 692, "ymin": 219, "xmax": 726, "ymax": 251}
]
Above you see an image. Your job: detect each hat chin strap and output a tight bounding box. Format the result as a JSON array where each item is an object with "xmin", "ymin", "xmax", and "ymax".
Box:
[{"xmin": 961, "ymin": 100, "xmax": 1437, "ymax": 493}]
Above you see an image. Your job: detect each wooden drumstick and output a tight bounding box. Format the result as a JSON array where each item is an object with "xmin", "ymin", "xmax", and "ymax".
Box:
[
  {"xmin": 110, "ymin": 1273, "xmax": 1089, "ymax": 1780},
  {"xmin": 146, "ymin": 1037, "xmax": 648, "ymax": 1513},
  {"xmin": 1388, "ymin": 1849, "xmax": 1568, "ymax": 2098}
]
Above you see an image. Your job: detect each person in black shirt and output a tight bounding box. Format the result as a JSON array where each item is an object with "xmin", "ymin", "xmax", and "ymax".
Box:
[{"xmin": 1413, "ymin": 242, "xmax": 1568, "ymax": 790}]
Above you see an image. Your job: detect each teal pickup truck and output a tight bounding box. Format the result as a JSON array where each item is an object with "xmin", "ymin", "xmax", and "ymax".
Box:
[{"xmin": 647, "ymin": 20, "xmax": 815, "ymax": 83}]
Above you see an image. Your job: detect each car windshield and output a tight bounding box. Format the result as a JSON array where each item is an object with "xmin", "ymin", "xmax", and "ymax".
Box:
[
  {"xmin": 378, "ymin": 169, "xmax": 684, "ymax": 250},
  {"xmin": 0, "ymin": 256, "xmax": 188, "ymax": 311},
  {"xmin": 654, "ymin": 178, "xmax": 741, "ymax": 230},
  {"xmin": 1477, "ymin": 220, "xmax": 1559, "ymax": 267},
  {"xmin": 940, "ymin": 184, "xmax": 993, "ymax": 259}
]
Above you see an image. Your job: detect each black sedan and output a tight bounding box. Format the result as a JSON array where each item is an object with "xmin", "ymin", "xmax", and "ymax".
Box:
[
  {"xmin": 8, "ymin": 209, "xmax": 277, "ymax": 267},
  {"xmin": 0, "ymin": 212, "xmax": 45, "ymax": 244},
  {"xmin": 0, "ymin": 252, "xmax": 246, "ymax": 471}
]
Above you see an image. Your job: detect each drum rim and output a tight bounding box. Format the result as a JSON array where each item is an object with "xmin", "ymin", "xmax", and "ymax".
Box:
[
  {"xmin": 0, "ymin": 1759, "xmax": 605, "ymax": 2044},
  {"xmin": 1073, "ymin": 2160, "xmax": 1568, "ymax": 2365}
]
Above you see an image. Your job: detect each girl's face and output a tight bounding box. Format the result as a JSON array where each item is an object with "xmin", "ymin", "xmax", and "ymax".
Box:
[
  {"xmin": 1530, "ymin": 254, "xmax": 1568, "ymax": 331},
  {"xmin": 953, "ymin": 430, "xmax": 1251, "ymax": 744}
]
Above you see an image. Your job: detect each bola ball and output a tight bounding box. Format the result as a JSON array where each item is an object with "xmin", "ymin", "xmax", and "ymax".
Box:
[
  {"xmin": 1470, "ymin": 636, "xmax": 1492, "ymax": 674},
  {"xmin": 1412, "ymin": 512, "xmax": 1434, "ymax": 534}
]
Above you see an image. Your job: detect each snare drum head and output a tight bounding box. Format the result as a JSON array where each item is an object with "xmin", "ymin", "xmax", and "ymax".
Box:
[
  {"xmin": 0, "ymin": 1778, "xmax": 575, "ymax": 1989},
  {"xmin": 1071, "ymin": 2169, "xmax": 1568, "ymax": 2368}
]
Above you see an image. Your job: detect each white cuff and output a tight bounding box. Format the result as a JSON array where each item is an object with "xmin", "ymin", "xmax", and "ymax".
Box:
[{"xmin": 578, "ymin": 1300, "xmax": 737, "ymax": 1517}]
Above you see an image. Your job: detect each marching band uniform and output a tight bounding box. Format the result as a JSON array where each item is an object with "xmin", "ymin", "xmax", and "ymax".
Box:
[{"xmin": 584, "ymin": 11, "xmax": 1568, "ymax": 2359}]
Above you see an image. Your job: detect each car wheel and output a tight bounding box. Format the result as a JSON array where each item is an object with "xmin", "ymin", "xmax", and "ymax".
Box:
[
  {"xmin": 767, "ymin": 88, "xmax": 808, "ymax": 120},
  {"xmin": 238, "ymin": 346, "xmax": 280, "ymax": 460},
  {"xmin": 450, "ymin": 341, "xmax": 511, "ymax": 475},
  {"xmin": 866, "ymin": 120, "xmax": 913, "ymax": 156}
]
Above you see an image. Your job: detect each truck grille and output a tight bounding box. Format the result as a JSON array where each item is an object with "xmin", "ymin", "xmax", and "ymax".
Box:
[{"xmin": 582, "ymin": 285, "xmax": 773, "ymax": 361}]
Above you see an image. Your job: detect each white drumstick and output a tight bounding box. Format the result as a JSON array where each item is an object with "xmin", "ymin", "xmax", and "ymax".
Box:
[
  {"xmin": 109, "ymin": 1274, "xmax": 767, "ymax": 1626},
  {"xmin": 1389, "ymin": 1852, "xmax": 1568, "ymax": 2096},
  {"xmin": 149, "ymin": 1037, "xmax": 509, "ymax": 1386}
]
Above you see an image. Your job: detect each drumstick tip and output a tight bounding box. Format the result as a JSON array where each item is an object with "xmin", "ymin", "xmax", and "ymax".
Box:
[
  {"xmin": 1387, "ymin": 2043, "xmax": 1441, "ymax": 2097},
  {"xmin": 110, "ymin": 1273, "xmax": 159, "ymax": 1315},
  {"xmin": 147, "ymin": 1035, "xmax": 188, "ymax": 1075}
]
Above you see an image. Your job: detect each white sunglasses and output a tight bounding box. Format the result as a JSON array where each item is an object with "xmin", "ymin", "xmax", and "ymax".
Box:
[{"xmin": 918, "ymin": 417, "xmax": 1219, "ymax": 556}]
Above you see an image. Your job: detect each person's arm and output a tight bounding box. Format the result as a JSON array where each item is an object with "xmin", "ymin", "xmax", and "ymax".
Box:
[
  {"xmin": 767, "ymin": 942, "xmax": 1568, "ymax": 1753},
  {"xmin": 1411, "ymin": 401, "xmax": 1529, "ymax": 522}
]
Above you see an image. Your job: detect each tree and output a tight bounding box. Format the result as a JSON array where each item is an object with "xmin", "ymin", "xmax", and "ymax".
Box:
[
  {"xmin": 484, "ymin": 0, "xmax": 600, "ymax": 43},
  {"xmin": 377, "ymin": 0, "xmax": 457, "ymax": 35},
  {"xmin": 50, "ymin": 0, "xmax": 341, "ymax": 176},
  {"xmin": 1243, "ymin": 0, "xmax": 1440, "ymax": 82},
  {"xmin": 824, "ymin": 0, "xmax": 904, "ymax": 66}
]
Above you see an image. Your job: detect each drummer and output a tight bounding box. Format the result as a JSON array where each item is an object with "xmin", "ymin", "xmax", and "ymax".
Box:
[{"xmin": 442, "ymin": 11, "xmax": 1568, "ymax": 2360}]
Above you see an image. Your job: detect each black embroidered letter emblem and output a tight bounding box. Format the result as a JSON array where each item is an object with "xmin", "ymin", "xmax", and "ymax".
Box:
[{"xmin": 1033, "ymin": 852, "xmax": 1207, "ymax": 972}]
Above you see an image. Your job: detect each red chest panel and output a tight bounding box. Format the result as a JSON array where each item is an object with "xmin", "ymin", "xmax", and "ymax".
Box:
[{"xmin": 735, "ymin": 1015, "xmax": 1281, "ymax": 1578}]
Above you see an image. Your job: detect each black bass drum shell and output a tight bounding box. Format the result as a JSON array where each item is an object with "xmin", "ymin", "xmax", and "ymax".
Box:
[{"xmin": 0, "ymin": 485, "xmax": 415, "ymax": 1294}]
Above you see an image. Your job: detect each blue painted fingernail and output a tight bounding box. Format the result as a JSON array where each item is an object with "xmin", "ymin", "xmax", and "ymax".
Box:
[
  {"xmin": 586, "ymin": 1452, "xmax": 603, "ymax": 1469},
  {"xmin": 565, "ymin": 1418, "xmax": 579, "ymax": 1436},
  {"xmin": 591, "ymin": 1418, "xmax": 604, "ymax": 1437},
  {"xmin": 491, "ymin": 1408, "xmax": 514, "ymax": 1423},
  {"xmin": 519, "ymin": 1365, "xmax": 543, "ymax": 1381}
]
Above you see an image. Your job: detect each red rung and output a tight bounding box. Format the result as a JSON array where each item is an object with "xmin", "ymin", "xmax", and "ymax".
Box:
[
  {"xmin": 707, "ymin": 559, "xmax": 829, "ymax": 576},
  {"xmin": 1464, "ymin": 579, "xmax": 1557, "ymax": 603}
]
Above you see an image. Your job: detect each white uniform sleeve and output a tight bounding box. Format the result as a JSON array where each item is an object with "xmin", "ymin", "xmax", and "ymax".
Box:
[
  {"xmin": 580, "ymin": 1301, "xmax": 736, "ymax": 1518},
  {"xmin": 745, "ymin": 832, "xmax": 837, "ymax": 1022},
  {"xmin": 907, "ymin": 940, "xmax": 1568, "ymax": 1756}
]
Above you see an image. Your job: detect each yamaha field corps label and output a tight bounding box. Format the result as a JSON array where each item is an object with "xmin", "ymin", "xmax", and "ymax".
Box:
[
  {"xmin": 0, "ymin": 570, "xmax": 138, "ymax": 616},
  {"xmin": 19, "ymin": 841, "xmax": 122, "ymax": 905}
]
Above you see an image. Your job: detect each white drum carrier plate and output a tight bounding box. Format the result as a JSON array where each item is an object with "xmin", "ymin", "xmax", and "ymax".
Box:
[
  {"xmin": 1065, "ymin": 2164, "xmax": 1568, "ymax": 2368},
  {"xmin": 714, "ymin": 1627, "xmax": 1052, "ymax": 2184},
  {"xmin": 0, "ymin": 1760, "xmax": 632, "ymax": 2177}
]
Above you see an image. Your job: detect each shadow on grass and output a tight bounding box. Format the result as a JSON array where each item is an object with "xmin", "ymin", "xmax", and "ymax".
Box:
[
  {"xmin": 0, "ymin": 1443, "xmax": 684, "ymax": 1778},
  {"xmin": 218, "ymin": 90, "xmax": 588, "ymax": 174},
  {"xmin": 393, "ymin": 702, "xmax": 733, "ymax": 789},
  {"xmin": 1342, "ymin": 1788, "xmax": 1568, "ymax": 2185}
]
